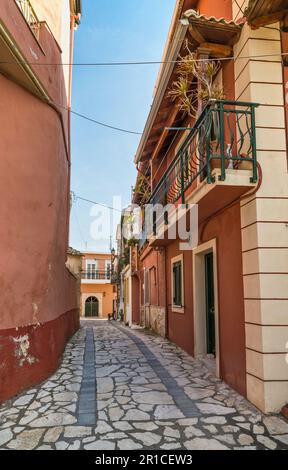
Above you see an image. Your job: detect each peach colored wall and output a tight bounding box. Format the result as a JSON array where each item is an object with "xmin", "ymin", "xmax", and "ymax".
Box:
[
  {"xmin": 32, "ymin": 0, "xmax": 63, "ymax": 43},
  {"xmin": 82, "ymin": 253, "xmax": 112, "ymax": 271},
  {"xmin": 0, "ymin": 73, "xmax": 77, "ymax": 329},
  {"xmin": 197, "ymin": 0, "xmax": 232, "ymax": 19},
  {"xmin": 0, "ymin": 0, "xmax": 77, "ymax": 402},
  {"xmin": 81, "ymin": 283, "xmax": 114, "ymax": 317}
]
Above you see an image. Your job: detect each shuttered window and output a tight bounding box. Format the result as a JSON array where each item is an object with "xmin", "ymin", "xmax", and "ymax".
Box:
[{"xmin": 173, "ymin": 261, "xmax": 182, "ymax": 307}]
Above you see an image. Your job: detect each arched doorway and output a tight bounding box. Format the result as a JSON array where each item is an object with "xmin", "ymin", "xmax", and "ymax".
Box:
[{"xmin": 85, "ymin": 296, "xmax": 99, "ymax": 317}]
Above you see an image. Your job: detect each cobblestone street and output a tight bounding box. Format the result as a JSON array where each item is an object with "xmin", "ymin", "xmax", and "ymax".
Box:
[{"xmin": 1, "ymin": 320, "xmax": 288, "ymax": 450}]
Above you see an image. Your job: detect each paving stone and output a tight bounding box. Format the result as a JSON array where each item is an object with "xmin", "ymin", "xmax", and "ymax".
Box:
[
  {"xmin": 68, "ymin": 440, "xmax": 81, "ymax": 450},
  {"xmin": 184, "ymin": 438, "xmax": 229, "ymax": 450},
  {"xmin": 84, "ymin": 440, "xmax": 116, "ymax": 450},
  {"xmin": 201, "ymin": 416, "xmax": 227, "ymax": 425},
  {"xmin": 7, "ymin": 429, "xmax": 44, "ymax": 450},
  {"xmin": 263, "ymin": 416, "xmax": 288, "ymax": 435},
  {"xmin": 273, "ymin": 434, "xmax": 288, "ymax": 446},
  {"xmin": 109, "ymin": 407, "xmax": 124, "ymax": 421},
  {"xmin": 185, "ymin": 388, "xmax": 214, "ymax": 400},
  {"xmin": 177, "ymin": 418, "xmax": 198, "ymax": 426},
  {"xmin": 161, "ymin": 442, "xmax": 181, "ymax": 449},
  {"xmin": 132, "ymin": 432, "xmax": 161, "ymax": 446},
  {"xmin": 0, "ymin": 429, "xmax": 13, "ymax": 446},
  {"xmin": 203, "ymin": 424, "xmax": 217, "ymax": 434},
  {"xmin": 55, "ymin": 441, "xmax": 69, "ymax": 450},
  {"xmin": 13, "ymin": 395, "xmax": 34, "ymax": 407},
  {"xmin": 113, "ymin": 421, "xmax": 133, "ymax": 431},
  {"xmin": 117, "ymin": 439, "xmax": 143, "ymax": 450},
  {"xmin": 253, "ymin": 424, "xmax": 265, "ymax": 435},
  {"xmin": 19, "ymin": 411, "xmax": 39, "ymax": 425},
  {"xmin": 102, "ymin": 432, "xmax": 127, "ymax": 440},
  {"xmin": 257, "ymin": 435, "xmax": 277, "ymax": 450},
  {"xmin": 164, "ymin": 427, "xmax": 180, "ymax": 438},
  {"xmin": 44, "ymin": 426, "xmax": 63, "ymax": 443},
  {"xmin": 123, "ymin": 409, "xmax": 150, "ymax": 421},
  {"xmin": 133, "ymin": 391, "xmax": 173, "ymax": 405},
  {"xmin": 64, "ymin": 426, "xmax": 92, "ymax": 438},
  {"xmin": 29, "ymin": 413, "xmax": 77, "ymax": 427},
  {"xmin": 95, "ymin": 421, "xmax": 114, "ymax": 434},
  {"xmin": 131, "ymin": 422, "xmax": 158, "ymax": 432},
  {"xmin": 237, "ymin": 434, "xmax": 254, "ymax": 446},
  {"xmin": 184, "ymin": 426, "xmax": 205, "ymax": 438},
  {"xmin": 154, "ymin": 405, "xmax": 184, "ymax": 420},
  {"xmin": 196, "ymin": 403, "xmax": 236, "ymax": 415},
  {"xmin": 53, "ymin": 392, "xmax": 77, "ymax": 402},
  {"xmin": 216, "ymin": 434, "xmax": 236, "ymax": 446}
]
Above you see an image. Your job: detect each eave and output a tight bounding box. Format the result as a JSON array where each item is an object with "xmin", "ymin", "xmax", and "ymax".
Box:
[
  {"xmin": 245, "ymin": 0, "xmax": 288, "ymax": 29},
  {"xmin": 134, "ymin": 10, "xmax": 243, "ymax": 167}
]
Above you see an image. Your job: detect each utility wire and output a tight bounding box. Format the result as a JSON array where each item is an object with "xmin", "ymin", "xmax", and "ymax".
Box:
[
  {"xmin": 73, "ymin": 194, "xmax": 123, "ymax": 213},
  {"xmin": 0, "ymin": 51, "xmax": 287, "ymax": 67}
]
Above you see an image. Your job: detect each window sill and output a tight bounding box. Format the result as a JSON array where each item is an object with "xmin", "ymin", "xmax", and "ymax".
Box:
[{"xmin": 172, "ymin": 305, "xmax": 185, "ymax": 314}]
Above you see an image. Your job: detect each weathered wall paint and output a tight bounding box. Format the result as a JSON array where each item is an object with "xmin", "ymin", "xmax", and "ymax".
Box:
[{"xmin": 0, "ymin": 310, "xmax": 79, "ymax": 403}]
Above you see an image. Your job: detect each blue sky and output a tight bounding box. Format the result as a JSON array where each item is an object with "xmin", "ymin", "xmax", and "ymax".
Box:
[{"xmin": 69, "ymin": 0, "xmax": 175, "ymax": 253}]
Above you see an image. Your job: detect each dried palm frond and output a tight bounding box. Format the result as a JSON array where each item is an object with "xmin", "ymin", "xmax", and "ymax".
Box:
[{"xmin": 168, "ymin": 46, "xmax": 224, "ymax": 117}]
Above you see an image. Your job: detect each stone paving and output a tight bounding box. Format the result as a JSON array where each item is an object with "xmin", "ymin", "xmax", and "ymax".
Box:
[{"xmin": 0, "ymin": 319, "xmax": 288, "ymax": 450}]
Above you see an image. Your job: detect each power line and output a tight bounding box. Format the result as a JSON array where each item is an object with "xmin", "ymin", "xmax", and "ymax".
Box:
[
  {"xmin": 73, "ymin": 194, "xmax": 123, "ymax": 213},
  {"xmin": 0, "ymin": 51, "xmax": 287, "ymax": 67},
  {"xmin": 69, "ymin": 108, "xmax": 142, "ymax": 135}
]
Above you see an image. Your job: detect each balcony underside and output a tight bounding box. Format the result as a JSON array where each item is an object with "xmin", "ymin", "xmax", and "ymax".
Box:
[
  {"xmin": 0, "ymin": 22, "xmax": 49, "ymax": 99},
  {"xmin": 149, "ymin": 168, "xmax": 255, "ymax": 247}
]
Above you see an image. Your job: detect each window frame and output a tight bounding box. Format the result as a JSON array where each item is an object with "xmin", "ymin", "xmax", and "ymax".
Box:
[{"xmin": 171, "ymin": 254, "xmax": 184, "ymax": 313}]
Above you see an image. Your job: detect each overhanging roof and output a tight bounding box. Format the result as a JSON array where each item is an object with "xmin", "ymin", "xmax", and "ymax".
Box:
[
  {"xmin": 134, "ymin": 10, "xmax": 243, "ymax": 165},
  {"xmin": 245, "ymin": 0, "xmax": 288, "ymax": 29}
]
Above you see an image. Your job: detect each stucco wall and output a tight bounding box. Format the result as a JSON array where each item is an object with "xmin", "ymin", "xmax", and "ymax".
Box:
[{"xmin": 81, "ymin": 283, "xmax": 114, "ymax": 318}]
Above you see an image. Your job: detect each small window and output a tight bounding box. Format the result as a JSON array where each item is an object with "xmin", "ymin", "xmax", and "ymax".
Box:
[{"xmin": 172, "ymin": 260, "xmax": 182, "ymax": 307}]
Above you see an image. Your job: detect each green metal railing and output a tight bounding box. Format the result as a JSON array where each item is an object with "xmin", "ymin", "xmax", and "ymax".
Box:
[
  {"xmin": 15, "ymin": 0, "xmax": 41, "ymax": 40},
  {"xmin": 149, "ymin": 100, "xmax": 259, "ymax": 207}
]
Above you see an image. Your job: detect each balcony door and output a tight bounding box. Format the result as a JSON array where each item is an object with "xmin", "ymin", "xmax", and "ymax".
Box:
[{"xmin": 86, "ymin": 259, "xmax": 98, "ymax": 280}]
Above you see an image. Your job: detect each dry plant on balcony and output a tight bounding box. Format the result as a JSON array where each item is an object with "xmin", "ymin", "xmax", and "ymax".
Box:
[
  {"xmin": 168, "ymin": 41, "xmax": 225, "ymax": 117},
  {"xmin": 133, "ymin": 173, "xmax": 151, "ymax": 204}
]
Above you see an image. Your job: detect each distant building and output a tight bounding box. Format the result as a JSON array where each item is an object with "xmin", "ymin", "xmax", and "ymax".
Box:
[{"xmin": 80, "ymin": 253, "xmax": 115, "ymax": 318}]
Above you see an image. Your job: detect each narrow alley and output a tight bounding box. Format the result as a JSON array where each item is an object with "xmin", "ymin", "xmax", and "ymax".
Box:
[{"xmin": 0, "ymin": 320, "xmax": 288, "ymax": 451}]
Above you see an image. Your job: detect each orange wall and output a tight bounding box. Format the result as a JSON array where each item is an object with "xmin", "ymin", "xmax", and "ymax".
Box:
[
  {"xmin": 81, "ymin": 283, "xmax": 115, "ymax": 316},
  {"xmin": 0, "ymin": 0, "xmax": 77, "ymax": 402},
  {"xmin": 197, "ymin": 0, "xmax": 232, "ymax": 19},
  {"xmin": 82, "ymin": 253, "xmax": 112, "ymax": 271},
  {"xmin": 164, "ymin": 203, "xmax": 246, "ymax": 397}
]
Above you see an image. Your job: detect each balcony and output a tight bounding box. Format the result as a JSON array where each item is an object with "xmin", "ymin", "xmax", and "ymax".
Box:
[
  {"xmin": 15, "ymin": 0, "xmax": 41, "ymax": 40},
  {"xmin": 146, "ymin": 100, "xmax": 259, "ymax": 246},
  {"xmin": 81, "ymin": 270, "xmax": 111, "ymax": 284}
]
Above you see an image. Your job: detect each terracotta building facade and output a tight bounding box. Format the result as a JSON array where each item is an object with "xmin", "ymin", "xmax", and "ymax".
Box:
[
  {"xmin": 80, "ymin": 253, "xmax": 115, "ymax": 319},
  {"xmin": 118, "ymin": 0, "xmax": 288, "ymax": 413},
  {"xmin": 0, "ymin": 0, "xmax": 82, "ymax": 402}
]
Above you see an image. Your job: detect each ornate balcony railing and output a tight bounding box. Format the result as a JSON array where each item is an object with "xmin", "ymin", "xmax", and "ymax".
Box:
[
  {"xmin": 81, "ymin": 270, "xmax": 111, "ymax": 281},
  {"xmin": 150, "ymin": 100, "xmax": 259, "ymax": 207},
  {"xmin": 15, "ymin": 0, "xmax": 41, "ymax": 40}
]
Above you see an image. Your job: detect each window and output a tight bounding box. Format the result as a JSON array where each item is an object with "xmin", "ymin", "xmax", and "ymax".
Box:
[
  {"xmin": 86, "ymin": 259, "xmax": 98, "ymax": 279},
  {"xmin": 171, "ymin": 255, "xmax": 184, "ymax": 311},
  {"xmin": 144, "ymin": 269, "xmax": 150, "ymax": 305}
]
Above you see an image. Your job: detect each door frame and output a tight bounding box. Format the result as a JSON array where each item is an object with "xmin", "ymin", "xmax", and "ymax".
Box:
[
  {"xmin": 192, "ymin": 238, "xmax": 220, "ymax": 377},
  {"xmin": 81, "ymin": 293, "xmax": 103, "ymax": 317}
]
